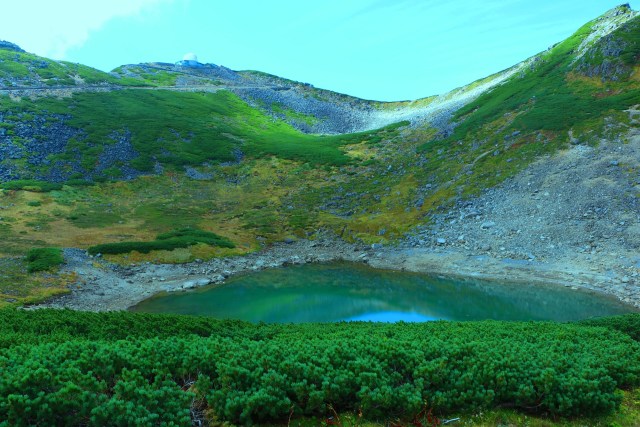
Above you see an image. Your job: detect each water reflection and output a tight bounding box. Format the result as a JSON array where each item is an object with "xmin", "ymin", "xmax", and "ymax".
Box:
[
  {"xmin": 347, "ymin": 311, "xmax": 439, "ymax": 322},
  {"xmin": 132, "ymin": 262, "xmax": 636, "ymax": 323}
]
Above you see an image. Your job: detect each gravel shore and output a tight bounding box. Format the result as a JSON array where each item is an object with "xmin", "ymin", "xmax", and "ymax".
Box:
[{"xmin": 37, "ymin": 234, "xmax": 639, "ymax": 313}]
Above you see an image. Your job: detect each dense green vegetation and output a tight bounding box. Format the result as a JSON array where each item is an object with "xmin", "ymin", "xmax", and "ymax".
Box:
[
  {"xmin": 25, "ymin": 248, "xmax": 63, "ymax": 273},
  {"xmin": 581, "ymin": 315, "xmax": 640, "ymax": 342},
  {"xmin": 0, "ymin": 180, "xmax": 63, "ymax": 192},
  {"xmin": 87, "ymin": 227, "xmax": 235, "ymax": 255},
  {"xmin": 0, "ymin": 309, "xmax": 639, "ymax": 425}
]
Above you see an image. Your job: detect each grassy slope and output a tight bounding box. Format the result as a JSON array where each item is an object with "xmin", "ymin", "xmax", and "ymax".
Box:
[
  {"xmin": 408, "ymin": 12, "xmax": 640, "ymax": 215},
  {"xmin": 0, "ymin": 49, "xmax": 141, "ymax": 86},
  {"xmin": 0, "ymin": 86, "xmax": 409, "ymax": 304},
  {"xmin": 0, "ymin": 89, "xmax": 403, "ymax": 174},
  {"xmin": 449, "ymin": 15, "xmax": 640, "ymax": 136}
]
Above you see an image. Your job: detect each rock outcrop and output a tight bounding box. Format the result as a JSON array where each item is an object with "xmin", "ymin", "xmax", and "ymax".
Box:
[{"xmin": 0, "ymin": 40, "xmax": 25, "ymax": 53}]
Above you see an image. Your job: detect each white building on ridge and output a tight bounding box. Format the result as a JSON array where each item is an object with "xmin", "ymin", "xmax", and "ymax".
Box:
[{"xmin": 176, "ymin": 53, "xmax": 201, "ymax": 67}]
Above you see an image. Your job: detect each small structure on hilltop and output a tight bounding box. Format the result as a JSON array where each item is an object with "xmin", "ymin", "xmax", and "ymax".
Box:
[{"xmin": 176, "ymin": 53, "xmax": 201, "ymax": 67}]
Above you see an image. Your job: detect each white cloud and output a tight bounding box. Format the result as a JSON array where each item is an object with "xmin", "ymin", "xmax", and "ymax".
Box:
[{"xmin": 0, "ymin": 0, "xmax": 173, "ymax": 59}]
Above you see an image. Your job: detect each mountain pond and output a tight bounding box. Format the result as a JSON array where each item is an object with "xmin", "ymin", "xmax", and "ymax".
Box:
[{"xmin": 131, "ymin": 262, "xmax": 636, "ymax": 322}]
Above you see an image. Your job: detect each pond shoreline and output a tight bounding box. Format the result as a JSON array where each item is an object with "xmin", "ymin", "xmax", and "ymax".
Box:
[{"xmin": 37, "ymin": 233, "xmax": 640, "ymax": 312}]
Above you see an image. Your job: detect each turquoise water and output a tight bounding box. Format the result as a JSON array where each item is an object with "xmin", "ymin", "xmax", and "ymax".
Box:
[{"xmin": 131, "ymin": 262, "xmax": 636, "ymax": 323}]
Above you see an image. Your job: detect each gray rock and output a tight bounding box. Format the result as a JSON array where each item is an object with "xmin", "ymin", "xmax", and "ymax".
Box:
[
  {"xmin": 185, "ymin": 167, "xmax": 212, "ymax": 180},
  {"xmin": 181, "ymin": 280, "xmax": 198, "ymax": 290},
  {"xmin": 0, "ymin": 40, "xmax": 25, "ymax": 52}
]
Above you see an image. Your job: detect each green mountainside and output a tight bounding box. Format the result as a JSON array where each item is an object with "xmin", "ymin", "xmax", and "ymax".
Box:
[
  {"xmin": 417, "ymin": 5, "xmax": 640, "ymax": 201},
  {"xmin": 0, "ymin": 4, "xmax": 640, "ymax": 426},
  {"xmin": 0, "ymin": 45, "xmax": 123, "ymax": 87}
]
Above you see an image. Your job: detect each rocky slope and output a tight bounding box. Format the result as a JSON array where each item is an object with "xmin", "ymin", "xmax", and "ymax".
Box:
[{"xmin": 404, "ymin": 122, "xmax": 640, "ymax": 302}]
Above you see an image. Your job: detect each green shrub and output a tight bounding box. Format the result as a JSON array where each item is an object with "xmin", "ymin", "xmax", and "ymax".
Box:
[
  {"xmin": 25, "ymin": 247, "xmax": 64, "ymax": 272},
  {"xmin": 0, "ymin": 309, "xmax": 639, "ymax": 424},
  {"xmin": 580, "ymin": 314, "xmax": 640, "ymax": 342},
  {"xmin": 155, "ymin": 227, "xmax": 232, "ymax": 244},
  {"xmin": 87, "ymin": 227, "xmax": 235, "ymax": 255},
  {"xmin": 26, "ymin": 200, "xmax": 41, "ymax": 207},
  {"xmin": 0, "ymin": 180, "xmax": 63, "ymax": 192},
  {"xmin": 63, "ymin": 179, "xmax": 95, "ymax": 187}
]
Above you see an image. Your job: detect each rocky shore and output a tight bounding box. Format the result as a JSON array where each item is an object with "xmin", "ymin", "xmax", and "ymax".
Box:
[
  {"xmin": 37, "ymin": 231, "xmax": 639, "ymax": 313},
  {"xmin": 39, "ymin": 235, "xmax": 365, "ymax": 312}
]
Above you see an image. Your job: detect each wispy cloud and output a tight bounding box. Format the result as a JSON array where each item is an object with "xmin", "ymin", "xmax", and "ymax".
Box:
[
  {"xmin": 1, "ymin": 0, "xmax": 174, "ymax": 59},
  {"xmin": 346, "ymin": 0, "xmax": 418, "ymax": 20}
]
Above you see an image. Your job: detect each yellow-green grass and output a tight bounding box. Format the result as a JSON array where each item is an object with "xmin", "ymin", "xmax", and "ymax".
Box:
[
  {"xmin": 0, "ymin": 158, "xmax": 339, "ymax": 257},
  {"xmin": 0, "ymin": 140, "xmax": 428, "ymax": 281},
  {"xmin": 0, "ymin": 257, "xmax": 72, "ymax": 307}
]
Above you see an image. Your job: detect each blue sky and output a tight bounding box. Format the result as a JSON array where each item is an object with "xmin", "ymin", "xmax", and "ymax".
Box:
[{"xmin": 2, "ymin": 0, "xmax": 634, "ymax": 101}]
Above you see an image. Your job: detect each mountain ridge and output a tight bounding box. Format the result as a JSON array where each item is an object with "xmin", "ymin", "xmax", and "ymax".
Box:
[{"xmin": 1, "ymin": 3, "xmax": 636, "ymax": 138}]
